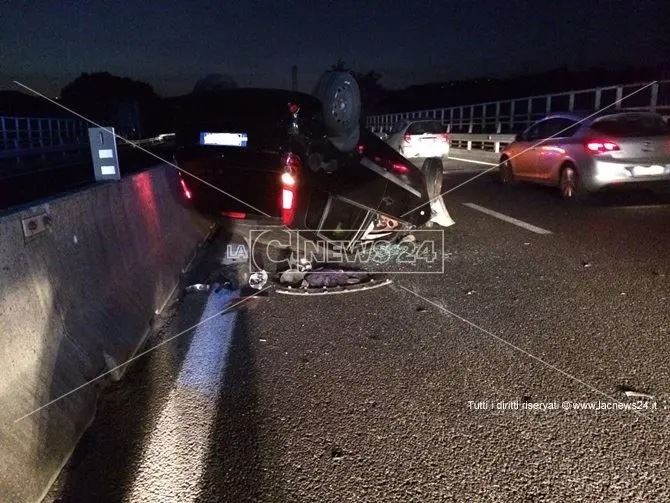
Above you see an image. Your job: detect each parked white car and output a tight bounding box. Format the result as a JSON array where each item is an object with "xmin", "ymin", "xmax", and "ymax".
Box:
[{"xmin": 384, "ymin": 120, "xmax": 450, "ymax": 159}]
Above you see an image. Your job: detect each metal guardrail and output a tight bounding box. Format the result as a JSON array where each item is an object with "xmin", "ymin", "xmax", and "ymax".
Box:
[
  {"xmin": 0, "ymin": 113, "xmax": 174, "ymax": 168},
  {"xmin": 367, "ymin": 80, "xmax": 670, "ymax": 141},
  {"xmin": 0, "ymin": 116, "xmax": 89, "ymax": 160},
  {"xmin": 449, "ymin": 133, "xmax": 516, "ymax": 154}
]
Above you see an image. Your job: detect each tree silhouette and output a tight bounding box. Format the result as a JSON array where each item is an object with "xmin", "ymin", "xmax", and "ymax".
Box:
[
  {"xmin": 192, "ymin": 74, "xmax": 239, "ymax": 94},
  {"xmin": 60, "ymin": 72, "xmax": 159, "ymax": 137}
]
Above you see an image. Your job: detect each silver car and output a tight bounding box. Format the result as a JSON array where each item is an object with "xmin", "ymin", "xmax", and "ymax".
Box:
[{"xmin": 499, "ymin": 112, "xmax": 670, "ymax": 200}]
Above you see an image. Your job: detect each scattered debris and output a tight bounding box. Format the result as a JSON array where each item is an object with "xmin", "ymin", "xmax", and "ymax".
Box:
[
  {"xmin": 259, "ymin": 338, "xmax": 267, "ymax": 343},
  {"xmin": 249, "ymin": 270, "xmax": 269, "ymax": 290},
  {"xmin": 280, "ymin": 269, "xmax": 306, "ymax": 285},
  {"xmin": 624, "ymin": 390, "xmax": 655, "ymax": 400},
  {"xmin": 330, "ymin": 445, "xmax": 345, "ymax": 460},
  {"xmin": 466, "ymin": 290, "xmax": 475, "ymax": 295},
  {"xmin": 429, "ymin": 195, "xmax": 455, "ymax": 227},
  {"xmin": 400, "ymin": 234, "xmax": 416, "ymax": 244},
  {"xmin": 185, "ymin": 283, "xmax": 210, "ymax": 293},
  {"xmin": 304, "ymin": 267, "xmax": 368, "ymax": 288},
  {"xmin": 214, "ymin": 282, "xmax": 233, "ymax": 292},
  {"xmin": 276, "ymin": 277, "xmax": 392, "ymax": 296},
  {"xmin": 523, "ymin": 242, "xmax": 530, "ymax": 246},
  {"xmin": 103, "ymin": 352, "xmax": 122, "ymax": 382},
  {"xmin": 297, "ymin": 257, "xmax": 313, "ymax": 272},
  {"xmin": 582, "ymin": 261, "xmax": 592, "ymax": 268},
  {"xmin": 416, "ymin": 306, "xmax": 428, "ymax": 313}
]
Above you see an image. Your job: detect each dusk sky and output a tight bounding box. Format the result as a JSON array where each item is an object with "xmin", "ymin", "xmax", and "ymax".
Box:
[{"xmin": 1, "ymin": 0, "xmax": 667, "ymax": 97}]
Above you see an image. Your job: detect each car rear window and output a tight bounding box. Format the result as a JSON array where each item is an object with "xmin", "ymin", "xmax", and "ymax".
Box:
[
  {"xmin": 407, "ymin": 121, "xmax": 444, "ymax": 135},
  {"xmin": 590, "ymin": 115, "xmax": 670, "ymax": 137}
]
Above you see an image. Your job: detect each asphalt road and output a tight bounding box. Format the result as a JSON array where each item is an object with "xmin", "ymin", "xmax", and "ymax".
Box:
[{"xmin": 46, "ymin": 154, "xmax": 670, "ymax": 503}]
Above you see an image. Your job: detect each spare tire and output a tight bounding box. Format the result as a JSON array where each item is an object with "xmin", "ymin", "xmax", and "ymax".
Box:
[{"xmin": 312, "ymin": 71, "xmax": 361, "ymax": 152}]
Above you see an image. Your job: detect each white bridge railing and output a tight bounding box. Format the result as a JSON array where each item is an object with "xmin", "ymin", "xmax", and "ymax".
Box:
[
  {"xmin": 368, "ymin": 80, "xmax": 670, "ymax": 154},
  {"xmin": 0, "ymin": 116, "xmax": 89, "ymax": 161},
  {"xmin": 448, "ymin": 133, "xmax": 516, "ymax": 154}
]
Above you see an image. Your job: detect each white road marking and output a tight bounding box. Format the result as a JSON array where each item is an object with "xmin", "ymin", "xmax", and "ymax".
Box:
[
  {"xmin": 128, "ymin": 289, "xmax": 239, "ymax": 502},
  {"xmin": 463, "ymin": 203, "xmax": 552, "ymax": 235},
  {"xmin": 447, "ymin": 156, "xmax": 497, "ymax": 166}
]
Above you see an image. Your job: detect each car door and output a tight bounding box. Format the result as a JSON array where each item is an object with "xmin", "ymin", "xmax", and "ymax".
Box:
[
  {"xmin": 510, "ymin": 122, "xmax": 544, "ymax": 178},
  {"xmin": 516, "ymin": 119, "xmax": 572, "ymax": 180},
  {"xmin": 535, "ymin": 118, "xmax": 580, "ymax": 182}
]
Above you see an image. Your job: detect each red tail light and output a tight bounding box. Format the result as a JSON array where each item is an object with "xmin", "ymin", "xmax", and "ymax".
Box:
[
  {"xmin": 222, "ymin": 211, "xmax": 246, "ymax": 219},
  {"xmin": 282, "ymin": 189, "xmax": 294, "ymax": 210},
  {"xmin": 439, "ymin": 133, "xmax": 449, "ymax": 143},
  {"xmin": 403, "ymin": 134, "xmax": 412, "ymax": 145},
  {"xmin": 280, "ymin": 152, "xmax": 301, "ymax": 225},
  {"xmin": 585, "ymin": 140, "xmax": 620, "ymax": 153},
  {"xmin": 391, "ymin": 162, "xmax": 411, "ymax": 174}
]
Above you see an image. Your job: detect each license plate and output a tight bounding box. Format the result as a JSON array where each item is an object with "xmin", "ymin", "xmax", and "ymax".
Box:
[
  {"xmin": 421, "ymin": 138, "xmax": 435, "ymax": 143},
  {"xmin": 199, "ymin": 132, "xmax": 248, "ymax": 147},
  {"xmin": 632, "ymin": 165, "xmax": 665, "ymax": 176}
]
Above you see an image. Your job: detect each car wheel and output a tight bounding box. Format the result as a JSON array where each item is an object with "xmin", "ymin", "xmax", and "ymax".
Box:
[
  {"xmin": 421, "ymin": 157, "xmax": 443, "ymax": 200},
  {"xmin": 312, "ymin": 71, "xmax": 361, "ymax": 153},
  {"xmin": 499, "ymin": 157, "xmax": 516, "ymax": 185},
  {"xmin": 559, "ymin": 164, "xmax": 585, "ymax": 201}
]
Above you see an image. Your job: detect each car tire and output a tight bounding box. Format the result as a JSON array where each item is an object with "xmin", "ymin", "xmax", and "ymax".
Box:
[
  {"xmin": 421, "ymin": 157, "xmax": 443, "ymax": 201},
  {"xmin": 312, "ymin": 71, "xmax": 361, "ymax": 153},
  {"xmin": 499, "ymin": 157, "xmax": 516, "ymax": 185},
  {"xmin": 559, "ymin": 164, "xmax": 586, "ymax": 202}
]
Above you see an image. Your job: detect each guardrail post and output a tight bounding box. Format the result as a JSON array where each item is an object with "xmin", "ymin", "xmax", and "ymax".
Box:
[
  {"xmin": 594, "ymin": 89, "xmax": 601, "ymax": 110},
  {"xmin": 468, "ymin": 105, "xmax": 474, "ymax": 133},
  {"xmin": 481, "ymin": 104, "xmax": 486, "ymax": 133},
  {"xmin": 510, "ymin": 101, "xmax": 515, "ymax": 131},
  {"xmin": 568, "ymin": 92, "xmax": 575, "ymax": 111},
  {"xmin": 39, "ymin": 119, "xmax": 44, "ymax": 149},
  {"xmin": 27, "ymin": 119, "xmax": 32, "ymax": 151},
  {"xmin": 467, "ymin": 140, "xmax": 472, "ymax": 151},
  {"xmin": 615, "ymin": 86, "xmax": 623, "ymax": 109},
  {"xmin": 526, "ymin": 98, "xmax": 532, "ymax": 129},
  {"xmin": 546, "ymin": 95, "xmax": 551, "ymax": 115},
  {"xmin": 650, "ymin": 82, "xmax": 659, "ymax": 113},
  {"xmin": 494, "ymin": 141, "xmax": 501, "ymax": 154},
  {"xmin": 495, "ymin": 102, "xmax": 501, "ymax": 133}
]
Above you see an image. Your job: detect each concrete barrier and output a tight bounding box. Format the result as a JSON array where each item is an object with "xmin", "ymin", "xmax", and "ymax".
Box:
[{"xmin": 0, "ymin": 165, "xmax": 213, "ymax": 502}]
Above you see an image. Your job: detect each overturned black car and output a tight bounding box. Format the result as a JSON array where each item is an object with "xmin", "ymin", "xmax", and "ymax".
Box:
[{"xmin": 169, "ymin": 71, "xmax": 453, "ymax": 251}]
